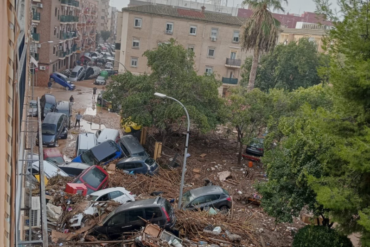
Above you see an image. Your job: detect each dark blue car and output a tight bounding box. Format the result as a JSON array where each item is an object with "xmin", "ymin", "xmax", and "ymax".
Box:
[
  {"xmin": 72, "ymin": 140, "xmax": 123, "ymax": 166},
  {"xmin": 116, "ymin": 156, "xmax": 159, "ymax": 175},
  {"xmin": 50, "ymin": 72, "xmax": 75, "ymax": 90}
]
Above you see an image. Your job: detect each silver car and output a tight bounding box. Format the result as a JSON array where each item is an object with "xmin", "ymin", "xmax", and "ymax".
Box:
[
  {"xmin": 28, "ymin": 100, "xmax": 38, "ymax": 117},
  {"xmin": 94, "ymin": 76, "xmax": 106, "ymax": 85}
]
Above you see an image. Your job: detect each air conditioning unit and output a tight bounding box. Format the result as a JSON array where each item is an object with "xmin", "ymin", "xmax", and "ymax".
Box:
[
  {"xmin": 211, "ymin": 36, "xmax": 217, "ymax": 42},
  {"xmin": 27, "ymin": 196, "xmax": 41, "ymax": 227},
  {"xmin": 37, "ymin": 3, "xmax": 43, "ymax": 8},
  {"xmin": 39, "ymin": 66, "xmax": 46, "ymax": 70}
]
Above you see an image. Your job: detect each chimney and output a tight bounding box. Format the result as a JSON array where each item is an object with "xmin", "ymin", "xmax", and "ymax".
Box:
[{"xmin": 201, "ymin": 6, "xmax": 205, "ymax": 13}]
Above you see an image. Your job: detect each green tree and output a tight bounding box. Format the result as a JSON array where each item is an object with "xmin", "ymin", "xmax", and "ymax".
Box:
[
  {"xmin": 241, "ymin": 0, "xmax": 286, "ymax": 91},
  {"xmin": 100, "ymin": 31, "xmax": 111, "ymax": 42},
  {"xmin": 293, "ymin": 226, "xmax": 353, "ymax": 247},
  {"xmin": 241, "ymin": 38, "xmax": 328, "ymax": 91},
  {"xmin": 224, "ymin": 87, "xmax": 270, "ymax": 164},
  {"xmin": 105, "ymin": 39, "xmax": 223, "ymax": 143}
]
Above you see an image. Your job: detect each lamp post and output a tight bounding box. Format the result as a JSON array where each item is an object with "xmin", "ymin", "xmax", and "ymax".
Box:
[
  {"xmin": 154, "ymin": 92, "xmax": 190, "ymax": 209},
  {"xmin": 30, "ymin": 40, "xmax": 53, "ymax": 99}
]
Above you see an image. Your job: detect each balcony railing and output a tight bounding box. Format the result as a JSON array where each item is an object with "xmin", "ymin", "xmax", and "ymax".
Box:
[
  {"xmin": 225, "ymin": 58, "xmax": 241, "ymax": 67},
  {"xmin": 60, "ymin": 15, "xmax": 79, "ymax": 22},
  {"xmin": 32, "ymin": 33, "xmax": 40, "ymax": 41},
  {"xmin": 32, "ymin": 12, "xmax": 41, "ymax": 21},
  {"xmin": 222, "ymin": 77, "xmax": 238, "ymax": 85},
  {"xmin": 61, "ymin": 0, "xmax": 79, "ymax": 7},
  {"xmin": 57, "ymin": 50, "xmax": 66, "ymax": 58}
]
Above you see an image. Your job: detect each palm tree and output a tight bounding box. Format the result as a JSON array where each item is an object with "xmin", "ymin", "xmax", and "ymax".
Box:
[{"xmin": 242, "ymin": 0, "xmax": 286, "ymax": 91}]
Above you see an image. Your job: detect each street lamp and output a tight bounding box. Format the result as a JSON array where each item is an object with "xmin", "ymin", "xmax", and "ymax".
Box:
[
  {"xmin": 30, "ymin": 40, "xmax": 54, "ymax": 99},
  {"xmin": 154, "ymin": 92, "xmax": 190, "ymax": 209}
]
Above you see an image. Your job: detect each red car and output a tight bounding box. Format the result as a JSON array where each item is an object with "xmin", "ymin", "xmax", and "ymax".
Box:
[
  {"xmin": 43, "ymin": 148, "xmax": 65, "ymax": 165},
  {"xmin": 73, "ymin": 165, "xmax": 109, "ymax": 194}
]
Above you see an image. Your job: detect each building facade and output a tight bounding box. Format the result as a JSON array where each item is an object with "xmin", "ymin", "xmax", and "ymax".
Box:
[
  {"xmin": 114, "ymin": 11, "xmax": 123, "ymax": 70},
  {"xmin": 1, "ymin": 0, "xmax": 31, "ymax": 246},
  {"xmin": 31, "ymin": 0, "xmax": 98, "ymax": 87},
  {"xmin": 119, "ymin": 5, "xmax": 248, "ymax": 95},
  {"xmin": 279, "ymin": 27, "xmax": 326, "ymax": 52},
  {"xmin": 96, "ymin": 0, "xmax": 110, "ymax": 33},
  {"xmin": 109, "ymin": 6, "xmax": 118, "ymax": 40}
]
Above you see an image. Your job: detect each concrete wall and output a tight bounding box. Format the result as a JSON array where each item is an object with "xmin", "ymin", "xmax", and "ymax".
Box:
[{"xmin": 120, "ymin": 11, "xmax": 248, "ymax": 85}]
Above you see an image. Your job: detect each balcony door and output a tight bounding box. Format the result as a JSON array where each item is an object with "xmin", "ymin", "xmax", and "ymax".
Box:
[{"xmin": 230, "ymin": 52, "xmax": 236, "ymax": 60}]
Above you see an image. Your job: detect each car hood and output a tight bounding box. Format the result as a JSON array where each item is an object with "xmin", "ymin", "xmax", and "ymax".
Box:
[{"xmin": 42, "ymin": 135, "xmax": 55, "ymax": 144}]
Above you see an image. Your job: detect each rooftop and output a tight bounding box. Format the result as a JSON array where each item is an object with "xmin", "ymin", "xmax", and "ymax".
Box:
[{"xmin": 122, "ymin": 5, "xmax": 245, "ymax": 26}]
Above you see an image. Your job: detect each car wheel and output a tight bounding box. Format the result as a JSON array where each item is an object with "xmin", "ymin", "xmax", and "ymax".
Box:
[
  {"xmin": 96, "ymin": 234, "xmax": 108, "ymax": 241},
  {"xmin": 219, "ymin": 205, "xmax": 229, "ymax": 214}
]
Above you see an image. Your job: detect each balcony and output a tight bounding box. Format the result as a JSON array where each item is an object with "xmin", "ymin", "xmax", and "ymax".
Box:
[
  {"xmin": 32, "ymin": 12, "xmax": 41, "ymax": 22},
  {"xmin": 222, "ymin": 77, "xmax": 238, "ymax": 85},
  {"xmin": 57, "ymin": 50, "xmax": 66, "ymax": 58},
  {"xmin": 61, "ymin": 0, "xmax": 79, "ymax": 7},
  {"xmin": 225, "ymin": 58, "xmax": 241, "ymax": 68},
  {"xmin": 34, "ymin": 53, "xmax": 39, "ymax": 61},
  {"xmin": 32, "ymin": 33, "xmax": 40, "ymax": 42},
  {"xmin": 60, "ymin": 15, "xmax": 79, "ymax": 23}
]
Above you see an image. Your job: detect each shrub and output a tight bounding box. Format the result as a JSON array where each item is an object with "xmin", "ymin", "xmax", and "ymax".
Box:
[{"xmin": 293, "ymin": 226, "xmax": 353, "ymax": 247}]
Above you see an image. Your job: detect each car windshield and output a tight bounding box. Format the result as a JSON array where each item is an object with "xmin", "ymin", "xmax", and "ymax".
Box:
[
  {"xmin": 89, "ymin": 195, "xmax": 99, "ymax": 201},
  {"xmin": 145, "ymin": 158, "xmax": 156, "ymax": 167},
  {"xmin": 82, "ymin": 167, "xmax": 106, "ymax": 188},
  {"xmin": 97, "ymin": 76, "xmax": 105, "ymax": 80},
  {"xmin": 133, "ymin": 151, "xmax": 147, "ymax": 157},
  {"xmin": 46, "ymin": 157, "xmax": 64, "ymax": 165},
  {"xmin": 42, "ymin": 124, "xmax": 56, "ymax": 135},
  {"xmin": 45, "ymin": 102, "xmax": 53, "ymax": 110},
  {"xmin": 80, "ymin": 150, "xmax": 97, "ymax": 166},
  {"xmin": 250, "ymin": 138, "xmax": 264, "ymax": 148},
  {"xmin": 70, "ymin": 72, "xmax": 78, "ymax": 77},
  {"xmin": 102, "ymin": 210, "xmax": 116, "ymax": 225}
]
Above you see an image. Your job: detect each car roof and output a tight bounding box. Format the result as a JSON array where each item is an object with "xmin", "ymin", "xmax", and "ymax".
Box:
[
  {"xmin": 43, "ymin": 148, "xmax": 63, "ymax": 158},
  {"xmin": 44, "ymin": 94, "xmax": 56, "ymax": 103},
  {"xmin": 118, "ymin": 156, "xmax": 146, "ymax": 163},
  {"xmin": 31, "ymin": 160, "xmax": 69, "ymax": 177},
  {"xmin": 43, "ymin": 112, "xmax": 65, "ymax": 124},
  {"xmin": 188, "ymin": 186, "xmax": 224, "ymax": 197},
  {"xmin": 53, "ymin": 72, "xmax": 68, "ymax": 78},
  {"xmin": 89, "ymin": 187, "xmax": 129, "ymax": 196},
  {"xmin": 72, "ymin": 66, "xmax": 83, "ymax": 71},
  {"xmin": 56, "ymin": 101, "xmax": 70, "ymax": 110},
  {"xmin": 115, "ymin": 197, "xmax": 162, "ymax": 212},
  {"xmin": 91, "ymin": 140, "xmax": 117, "ymax": 161},
  {"xmin": 97, "ymin": 129, "xmax": 119, "ymax": 142},
  {"xmin": 120, "ymin": 135, "xmax": 145, "ymax": 154},
  {"xmin": 58, "ymin": 162, "xmax": 90, "ymax": 169}
]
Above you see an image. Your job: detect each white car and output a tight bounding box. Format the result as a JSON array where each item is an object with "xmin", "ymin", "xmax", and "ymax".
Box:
[
  {"xmin": 69, "ymin": 187, "xmax": 135, "ymax": 227},
  {"xmin": 29, "ymin": 160, "xmax": 69, "ymax": 179},
  {"xmin": 105, "ymin": 62, "xmax": 113, "ymax": 69}
]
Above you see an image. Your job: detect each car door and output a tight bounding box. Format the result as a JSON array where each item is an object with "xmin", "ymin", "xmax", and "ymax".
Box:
[
  {"xmin": 124, "ymin": 208, "xmax": 145, "ymax": 232},
  {"xmin": 106, "ymin": 211, "xmax": 128, "ymax": 239},
  {"xmin": 203, "ymin": 194, "xmax": 222, "ymax": 209},
  {"xmin": 144, "ymin": 207, "xmax": 164, "ymax": 226},
  {"xmin": 188, "ymin": 196, "xmax": 207, "ymax": 211},
  {"xmin": 108, "ymin": 190, "xmax": 127, "ymax": 203}
]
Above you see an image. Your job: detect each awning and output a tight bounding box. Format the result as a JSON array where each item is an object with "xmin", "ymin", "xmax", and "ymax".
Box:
[{"xmin": 30, "ymin": 56, "xmax": 38, "ymax": 67}]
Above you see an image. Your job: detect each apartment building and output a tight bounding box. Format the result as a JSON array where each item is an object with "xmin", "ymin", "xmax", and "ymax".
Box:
[
  {"xmin": 96, "ymin": 0, "xmax": 110, "ymax": 33},
  {"xmin": 1, "ymin": 0, "xmax": 31, "ymax": 246},
  {"xmin": 109, "ymin": 6, "xmax": 118, "ymax": 39},
  {"xmin": 279, "ymin": 26, "xmax": 326, "ymax": 52},
  {"xmin": 119, "ymin": 5, "xmax": 248, "ymax": 95},
  {"xmin": 31, "ymin": 0, "xmax": 98, "ymax": 87},
  {"xmin": 114, "ymin": 11, "xmax": 123, "ymax": 70}
]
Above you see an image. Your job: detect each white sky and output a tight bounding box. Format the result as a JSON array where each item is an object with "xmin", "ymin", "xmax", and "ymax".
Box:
[{"xmin": 110, "ymin": 0, "xmax": 339, "ymax": 15}]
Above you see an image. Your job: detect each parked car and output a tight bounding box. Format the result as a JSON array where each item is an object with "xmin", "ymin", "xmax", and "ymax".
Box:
[
  {"xmin": 94, "ymin": 76, "xmax": 106, "ymax": 85},
  {"xmin": 50, "ymin": 72, "xmax": 75, "ymax": 90},
  {"xmin": 28, "ymin": 100, "xmax": 38, "ymax": 117},
  {"xmin": 105, "ymin": 62, "xmax": 113, "ymax": 69},
  {"xmin": 37, "ymin": 112, "xmax": 68, "ymax": 147},
  {"xmin": 76, "ymin": 132, "xmax": 98, "ymax": 156},
  {"xmin": 116, "ymin": 156, "xmax": 158, "ymax": 175},
  {"xmin": 58, "ymin": 162, "xmax": 91, "ymax": 176},
  {"xmin": 91, "ymin": 197, "xmax": 175, "ymax": 240},
  {"xmin": 104, "ymin": 69, "xmax": 118, "ymax": 77},
  {"xmin": 71, "ymin": 140, "xmax": 123, "ymax": 166},
  {"xmin": 28, "ymin": 160, "xmax": 69, "ymax": 179},
  {"xmin": 97, "ymin": 91, "xmax": 110, "ymax": 107},
  {"xmin": 245, "ymin": 138, "xmax": 264, "ymax": 157},
  {"xmin": 84, "ymin": 66, "xmax": 101, "ymax": 79},
  {"xmin": 56, "ymin": 101, "xmax": 72, "ymax": 128},
  {"xmin": 69, "ymin": 66, "xmax": 86, "ymax": 82},
  {"xmin": 69, "ymin": 187, "xmax": 136, "ymax": 228},
  {"xmin": 40, "ymin": 94, "xmax": 57, "ymax": 119},
  {"xmin": 182, "ymin": 186, "xmax": 232, "ymax": 212},
  {"xmin": 72, "ymin": 165, "xmax": 109, "ymax": 194},
  {"xmin": 43, "ymin": 148, "xmax": 65, "ymax": 165},
  {"xmin": 96, "ymin": 128, "xmax": 120, "ymax": 144},
  {"xmin": 119, "ymin": 134, "xmax": 148, "ymax": 158}
]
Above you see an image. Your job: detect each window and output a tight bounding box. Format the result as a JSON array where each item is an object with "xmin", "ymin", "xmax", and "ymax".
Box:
[
  {"xmin": 230, "ymin": 51, "xmax": 236, "ymax": 59},
  {"xmin": 97, "ymin": 193, "xmax": 110, "ymax": 201},
  {"xmin": 188, "ymin": 45, "xmax": 194, "ymax": 52},
  {"xmin": 127, "ymin": 209, "xmax": 144, "ymax": 222},
  {"xmin": 211, "ymin": 28, "xmax": 218, "ymax": 38},
  {"xmin": 204, "ymin": 194, "xmax": 220, "ymax": 202},
  {"xmin": 145, "ymin": 207, "xmax": 163, "ymax": 220},
  {"xmin": 233, "ymin": 31, "xmax": 240, "ymax": 43},
  {"xmin": 109, "ymin": 191, "xmax": 124, "ymax": 199},
  {"xmin": 205, "ymin": 66, "xmax": 213, "ymax": 75},
  {"xmin": 189, "ymin": 26, "xmax": 197, "ymax": 35},
  {"xmin": 132, "ymin": 38, "xmax": 140, "ymax": 48},
  {"xmin": 115, "ymin": 43, "xmax": 121, "ymax": 50},
  {"xmin": 208, "ymin": 47, "xmax": 215, "ymax": 57},
  {"xmin": 55, "ymin": 7, "xmax": 57, "ymax": 17},
  {"xmin": 108, "ymin": 212, "xmax": 125, "ymax": 226},
  {"xmin": 131, "ymin": 57, "xmax": 138, "ymax": 67},
  {"xmin": 134, "ymin": 18, "xmax": 142, "ymax": 28},
  {"xmin": 82, "ymin": 167, "xmax": 107, "ymax": 188},
  {"xmin": 191, "ymin": 196, "xmax": 207, "ymax": 205},
  {"xmin": 54, "ymin": 28, "xmax": 56, "ymax": 36},
  {"xmin": 166, "ymin": 22, "xmax": 173, "ymax": 34}
]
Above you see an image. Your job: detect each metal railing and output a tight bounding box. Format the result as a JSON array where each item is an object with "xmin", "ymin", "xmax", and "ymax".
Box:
[
  {"xmin": 61, "ymin": 0, "xmax": 79, "ymax": 7},
  {"xmin": 222, "ymin": 77, "xmax": 238, "ymax": 84},
  {"xmin": 225, "ymin": 58, "xmax": 241, "ymax": 67},
  {"xmin": 32, "ymin": 33, "xmax": 40, "ymax": 41},
  {"xmin": 60, "ymin": 15, "xmax": 79, "ymax": 22},
  {"xmin": 32, "ymin": 12, "xmax": 40, "ymax": 21}
]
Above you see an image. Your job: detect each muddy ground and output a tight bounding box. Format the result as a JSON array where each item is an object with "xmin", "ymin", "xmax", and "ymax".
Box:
[{"xmin": 30, "ymin": 81, "xmax": 307, "ymax": 247}]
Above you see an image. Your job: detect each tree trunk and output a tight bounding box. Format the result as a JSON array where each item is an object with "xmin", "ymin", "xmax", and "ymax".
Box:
[{"xmin": 248, "ymin": 46, "xmax": 260, "ymax": 92}]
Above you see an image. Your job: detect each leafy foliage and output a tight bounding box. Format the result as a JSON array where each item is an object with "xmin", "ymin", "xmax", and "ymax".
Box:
[
  {"xmin": 241, "ymin": 39, "xmax": 328, "ymax": 91},
  {"xmin": 104, "ymin": 39, "xmax": 223, "ymax": 140},
  {"xmin": 100, "ymin": 31, "xmax": 111, "ymax": 42},
  {"xmin": 293, "ymin": 226, "xmax": 353, "ymax": 247},
  {"xmin": 241, "ymin": 0, "xmax": 286, "ymax": 91}
]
